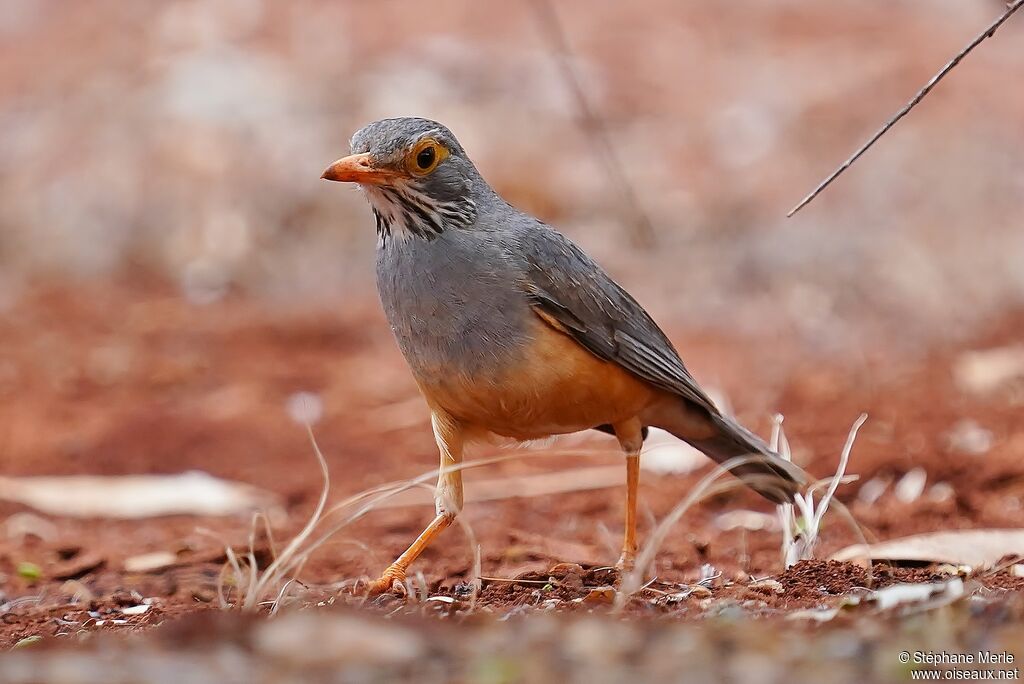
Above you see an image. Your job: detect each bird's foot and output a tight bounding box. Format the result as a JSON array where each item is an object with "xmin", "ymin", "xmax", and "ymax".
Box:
[
  {"xmin": 615, "ymin": 552, "xmax": 636, "ymax": 573},
  {"xmin": 363, "ymin": 566, "xmax": 408, "ymax": 597}
]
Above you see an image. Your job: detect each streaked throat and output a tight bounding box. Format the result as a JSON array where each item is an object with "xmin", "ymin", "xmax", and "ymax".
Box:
[{"xmin": 364, "ymin": 184, "xmax": 476, "ymax": 246}]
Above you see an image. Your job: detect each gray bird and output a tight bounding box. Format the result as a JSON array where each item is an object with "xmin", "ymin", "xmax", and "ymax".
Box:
[{"xmin": 322, "ymin": 117, "xmax": 804, "ymax": 594}]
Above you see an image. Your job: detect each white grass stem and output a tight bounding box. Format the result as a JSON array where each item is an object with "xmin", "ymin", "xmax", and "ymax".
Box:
[{"xmin": 812, "ymin": 414, "xmax": 867, "ymax": 534}]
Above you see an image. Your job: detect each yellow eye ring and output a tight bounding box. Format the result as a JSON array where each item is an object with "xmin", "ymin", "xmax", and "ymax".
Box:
[{"xmin": 407, "ymin": 138, "xmax": 448, "ymax": 176}]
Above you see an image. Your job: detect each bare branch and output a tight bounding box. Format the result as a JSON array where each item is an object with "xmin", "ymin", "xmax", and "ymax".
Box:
[
  {"xmin": 530, "ymin": 0, "xmax": 656, "ymax": 247},
  {"xmin": 788, "ymin": 0, "xmax": 1024, "ymax": 218}
]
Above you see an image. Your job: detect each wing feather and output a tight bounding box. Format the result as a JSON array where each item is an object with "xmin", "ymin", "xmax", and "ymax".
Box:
[{"xmin": 517, "ymin": 221, "xmax": 719, "ymax": 415}]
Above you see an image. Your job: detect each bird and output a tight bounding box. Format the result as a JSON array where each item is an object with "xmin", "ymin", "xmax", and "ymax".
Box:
[{"xmin": 321, "ymin": 117, "xmax": 804, "ymax": 595}]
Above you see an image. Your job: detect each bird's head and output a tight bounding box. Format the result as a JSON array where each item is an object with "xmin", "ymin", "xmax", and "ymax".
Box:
[{"xmin": 321, "ymin": 117, "xmax": 483, "ymax": 243}]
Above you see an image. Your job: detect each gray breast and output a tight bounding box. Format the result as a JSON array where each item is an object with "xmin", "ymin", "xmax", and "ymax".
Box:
[{"xmin": 375, "ymin": 228, "xmax": 533, "ymax": 383}]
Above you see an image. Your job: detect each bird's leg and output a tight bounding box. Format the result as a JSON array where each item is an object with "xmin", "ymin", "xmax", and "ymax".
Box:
[
  {"xmin": 365, "ymin": 410, "xmax": 464, "ymax": 596},
  {"xmin": 613, "ymin": 417, "xmax": 645, "ymax": 572},
  {"xmin": 617, "ymin": 453, "xmax": 640, "ymax": 571}
]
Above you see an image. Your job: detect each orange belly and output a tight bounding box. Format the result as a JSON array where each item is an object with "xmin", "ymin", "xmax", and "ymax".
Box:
[{"xmin": 419, "ymin": 319, "xmax": 658, "ymax": 441}]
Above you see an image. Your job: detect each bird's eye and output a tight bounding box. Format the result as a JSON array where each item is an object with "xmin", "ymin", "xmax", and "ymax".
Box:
[
  {"xmin": 407, "ymin": 138, "xmax": 447, "ymax": 175},
  {"xmin": 416, "ymin": 145, "xmax": 435, "ymax": 170}
]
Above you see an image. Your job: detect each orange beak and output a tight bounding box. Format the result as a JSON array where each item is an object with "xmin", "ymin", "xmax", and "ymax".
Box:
[{"xmin": 321, "ymin": 153, "xmax": 398, "ymax": 185}]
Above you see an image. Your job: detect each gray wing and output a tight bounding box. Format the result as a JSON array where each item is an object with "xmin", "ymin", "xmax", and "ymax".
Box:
[{"xmin": 514, "ymin": 220, "xmax": 720, "ymax": 415}]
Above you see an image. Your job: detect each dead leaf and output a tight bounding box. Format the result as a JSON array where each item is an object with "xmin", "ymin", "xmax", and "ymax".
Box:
[
  {"xmin": 124, "ymin": 551, "xmax": 179, "ymax": 573},
  {"xmin": 857, "ymin": 476, "xmax": 891, "ymax": 505},
  {"xmin": 871, "ymin": 579, "xmax": 964, "ymax": 611},
  {"xmin": 954, "ymin": 346, "xmax": 1024, "ymax": 395},
  {"xmin": 120, "ymin": 604, "xmax": 151, "ymax": 616},
  {"xmin": 582, "ymin": 587, "xmax": 616, "ymax": 604},
  {"xmin": 893, "ymin": 468, "xmax": 927, "ymax": 503},
  {"xmin": 833, "ymin": 529, "xmax": 1024, "ymax": 567},
  {"xmin": 0, "ymin": 471, "xmax": 278, "ymax": 519}
]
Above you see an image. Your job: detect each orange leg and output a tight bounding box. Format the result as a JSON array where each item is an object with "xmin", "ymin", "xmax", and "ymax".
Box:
[
  {"xmin": 366, "ymin": 410, "xmax": 464, "ymax": 596},
  {"xmin": 617, "ymin": 454, "xmax": 640, "ymax": 570},
  {"xmin": 614, "ymin": 418, "xmax": 644, "ymax": 571}
]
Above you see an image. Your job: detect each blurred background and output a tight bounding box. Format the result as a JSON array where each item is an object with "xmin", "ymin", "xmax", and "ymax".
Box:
[
  {"xmin": 0, "ymin": 0, "xmax": 1023, "ymax": 644},
  {"xmin": 2, "ymin": 0, "xmax": 1022, "ymax": 347}
]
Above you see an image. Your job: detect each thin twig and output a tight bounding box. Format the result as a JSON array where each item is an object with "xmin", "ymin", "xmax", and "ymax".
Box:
[
  {"xmin": 530, "ymin": 0, "xmax": 656, "ymax": 247},
  {"xmin": 788, "ymin": 0, "xmax": 1024, "ymax": 217}
]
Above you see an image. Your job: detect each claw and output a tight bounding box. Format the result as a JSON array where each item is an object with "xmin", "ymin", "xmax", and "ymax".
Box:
[{"xmin": 363, "ymin": 566, "xmax": 408, "ymax": 596}]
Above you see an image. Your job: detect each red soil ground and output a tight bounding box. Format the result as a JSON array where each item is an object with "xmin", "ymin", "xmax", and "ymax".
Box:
[{"xmin": 0, "ymin": 281, "xmax": 1022, "ymax": 647}]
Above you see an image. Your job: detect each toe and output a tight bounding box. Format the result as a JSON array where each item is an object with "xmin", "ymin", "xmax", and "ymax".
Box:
[{"xmin": 363, "ymin": 568, "xmax": 408, "ymax": 596}]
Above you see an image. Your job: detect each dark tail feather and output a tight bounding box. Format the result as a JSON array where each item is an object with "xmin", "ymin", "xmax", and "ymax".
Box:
[{"xmin": 678, "ymin": 413, "xmax": 805, "ymax": 504}]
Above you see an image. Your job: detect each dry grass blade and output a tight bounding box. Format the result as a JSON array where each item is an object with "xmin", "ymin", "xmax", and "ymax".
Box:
[
  {"xmin": 787, "ymin": 0, "xmax": 1024, "ymax": 217},
  {"xmin": 811, "ymin": 414, "xmax": 867, "ymax": 532},
  {"xmin": 240, "ymin": 423, "xmax": 330, "ymax": 611},
  {"xmin": 255, "ymin": 510, "xmax": 278, "ymax": 563},
  {"xmin": 269, "ymin": 579, "xmax": 300, "ymax": 616},
  {"xmin": 218, "ymin": 547, "xmax": 244, "ymax": 609}
]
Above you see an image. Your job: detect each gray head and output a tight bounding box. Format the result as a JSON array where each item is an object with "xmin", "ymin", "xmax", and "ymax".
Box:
[{"xmin": 322, "ymin": 117, "xmax": 488, "ymax": 244}]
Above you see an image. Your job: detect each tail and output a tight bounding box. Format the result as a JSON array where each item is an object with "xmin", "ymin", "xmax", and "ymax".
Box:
[{"xmin": 661, "ymin": 409, "xmax": 805, "ymax": 504}]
